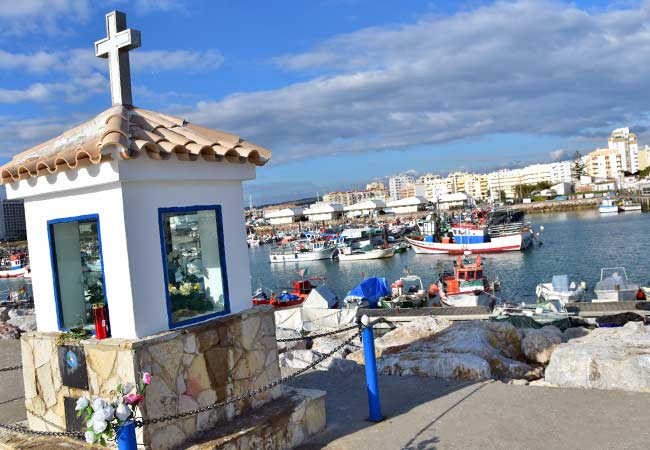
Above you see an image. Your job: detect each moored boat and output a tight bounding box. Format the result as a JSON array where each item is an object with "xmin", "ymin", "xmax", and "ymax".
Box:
[
  {"xmin": 379, "ymin": 275, "xmax": 428, "ymax": 309},
  {"xmin": 536, "ymin": 275, "xmax": 588, "ymax": 306},
  {"xmin": 437, "ymin": 254, "xmax": 496, "ymax": 308},
  {"xmin": 598, "ymin": 198, "xmax": 618, "ymax": 214},
  {"xmin": 618, "ymin": 200, "xmax": 642, "ymax": 212},
  {"xmin": 0, "ymin": 253, "xmax": 29, "ymax": 278},
  {"xmin": 269, "ymin": 239, "xmax": 336, "ymax": 262},
  {"xmin": 593, "ymin": 267, "xmax": 639, "ymax": 302},
  {"xmin": 336, "ymin": 245, "xmax": 395, "ymax": 261}
]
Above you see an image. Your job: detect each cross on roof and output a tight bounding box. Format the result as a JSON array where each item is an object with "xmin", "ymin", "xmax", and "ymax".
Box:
[{"xmin": 94, "ymin": 11, "xmax": 141, "ymax": 106}]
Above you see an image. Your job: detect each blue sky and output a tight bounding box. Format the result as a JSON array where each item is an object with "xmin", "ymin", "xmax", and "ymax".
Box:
[{"xmin": 1, "ymin": 0, "xmax": 649, "ymax": 204}]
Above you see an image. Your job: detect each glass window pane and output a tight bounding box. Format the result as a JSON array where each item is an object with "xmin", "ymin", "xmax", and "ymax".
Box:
[
  {"xmin": 161, "ymin": 209, "xmax": 226, "ymax": 325},
  {"xmin": 50, "ymin": 218, "xmax": 106, "ymax": 331}
]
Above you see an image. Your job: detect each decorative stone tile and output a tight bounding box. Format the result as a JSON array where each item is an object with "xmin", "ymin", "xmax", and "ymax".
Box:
[
  {"xmin": 186, "ymin": 355, "xmax": 211, "ymax": 398},
  {"xmin": 36, "ymin": 364, "xmax": 57, "ymax": 408},
  {"xmin": 196, "ymin": 389, "xmax": 216, "ymax": 407},
  {"xmin": 32, "ymin": 338, "xmax": 54, "ymax": 369},
  {"xmin": 184, "ymin": 335, "xmax": 197, "ymax": 354},
  {"xmin": 85, "ymin": 348, "xmax": 117, "ymax": 382},
  {"xmin": 149, "ymin": 339, "xmax": 184, "ymax": 382},
  {"xmin": 150, "ymin": 423, "xmax": 185, "ymax": 450},
  {"xmin": 21, "ymin": 340, "xmax": 37, "ymax": 399}
]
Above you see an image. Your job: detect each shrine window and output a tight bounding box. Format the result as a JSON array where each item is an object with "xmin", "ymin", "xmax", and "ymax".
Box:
[
  {"xmin": 48, "ymin": 215, "xmax": 107, "ymax": 332},
  {"xmin": 159, "ymin": 206, "xmax": 230, "ymax": 327}
]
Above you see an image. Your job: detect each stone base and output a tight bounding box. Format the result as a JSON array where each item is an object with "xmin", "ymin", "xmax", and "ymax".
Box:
[
  {"xmin": 0, "ymin": 388, "xmax": 326, "ymax": 450},
  {"xmin": 19, "ymin": 306, "xmax": 286, "ymax": 449}
]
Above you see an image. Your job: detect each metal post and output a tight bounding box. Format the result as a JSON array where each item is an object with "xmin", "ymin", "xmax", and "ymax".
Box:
[{"xmin": 361, "ymin": 315, "xmax": 383, "ymax": 422}]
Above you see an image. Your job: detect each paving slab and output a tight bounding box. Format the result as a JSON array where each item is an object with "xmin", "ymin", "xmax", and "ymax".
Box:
[{"xmin": 288, "ymin": 369, "xmax": 650, "ymax": 450}]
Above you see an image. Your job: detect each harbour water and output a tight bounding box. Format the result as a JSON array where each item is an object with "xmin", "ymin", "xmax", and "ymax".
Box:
[{"xmin": 249, "ymin": 210, "xmax": 650, "ymax": 303}]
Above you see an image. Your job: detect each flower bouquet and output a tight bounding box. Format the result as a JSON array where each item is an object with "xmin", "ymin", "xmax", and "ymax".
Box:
[{"xmin": 76, "ymin": 372, "xmax": 151, "ymax": 446}]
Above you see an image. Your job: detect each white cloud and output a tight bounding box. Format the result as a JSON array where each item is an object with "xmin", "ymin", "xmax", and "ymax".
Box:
[
  {"xmin": 0, "ymin": 84, "xmax": 52, "ymax": 104},
  {"xmin": 0, "ymin": 0, "xmax": 90, "ymax": 34},
  {"xmin": 0, "ymin": 114, "xmax": 88, "ymax": 157},
  {"xmin": 183, "ymin": 0, "xmax": 650, "ymax": 165}
]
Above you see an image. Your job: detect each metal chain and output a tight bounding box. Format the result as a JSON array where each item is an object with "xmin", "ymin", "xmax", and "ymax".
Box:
[
  {"xmin": 276, "ymin": 323, "xmax": 360, "ymax": 342},
  {"xmin": 136, "ymin": 325, "xmax": 365, "ymax": 427},
  {"xmin": 0, "ymin": 421, "xmax": 83, "ymax": 439},
  {"xmin": 0, "ymin": 364, "xmax": 22, "ymax": 372}
]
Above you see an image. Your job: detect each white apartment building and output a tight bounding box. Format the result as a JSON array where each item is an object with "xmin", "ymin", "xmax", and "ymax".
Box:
[
  {"xmin": 388, "ymin": 174, "xmax": 415, "ymax": 201},
  {"xmin": 486, "ymin": 161, "xmax": 572, "ymax": 200},
  {"xmin": 585, "ymin": 148, "xmax": 623, "ymax": 179},
  {"xmin": 608, "ymin": 127, "xmax": 639, "ymax": 173},
  {"xmin": 424, "ymin": 180, "xmax": 448, "ymax": 203},
  {"xmin": 638, "ymin": 145, "xmax": 650, "ymax": 171}
]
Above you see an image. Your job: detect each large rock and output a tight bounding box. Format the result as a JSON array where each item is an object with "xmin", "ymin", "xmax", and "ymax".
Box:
[
  {"xmin": 276, "ymin": 328, "xmax": 308, "ymax": 353},
  {"xmin": 378, "ymin": 352, "xmax": 491, "ymax": 380},
  {"xmin": 347, "ymin": 320, "xmax": 539, "ymax": 380},
  {"xmin": 310, "ymin": 334, "xmax": 361, "ymax": 359},
  {"xmin": 0, "ymin": 322, "xmax": 20, "ymax": 339},
  {"xmin": 319, "ymin": 357, "xmax": 362, "ymax": 373},
  {"xmin": 374, "ymin": 316, "xmax": 450, "ymax": 351},
  {"xmin": 545, "ymin": 322, "xmax": 650, "ymax": 392},
  {"xmin": 8, "ymin": 308, "xmax": 36, "ymax": 332},
  {"xmin": 562, "ymin": 326, "xmax": 590, "ymax": 342},
  {"xmin": 279, "ymin": 350, "xmax": 323, "ymax": 369},
  {"xmin": 521, "ymin": 326, "xmax": 562, "ymax": 363}
]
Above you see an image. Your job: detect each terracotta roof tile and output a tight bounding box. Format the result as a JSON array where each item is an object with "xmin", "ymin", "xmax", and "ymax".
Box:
[{"xmin": 0, "ymin": 105, "xmax": 271, "ymax": 184}]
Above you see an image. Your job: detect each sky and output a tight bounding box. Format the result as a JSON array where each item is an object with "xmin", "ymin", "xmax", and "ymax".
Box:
[{"xmin": 1, "ymin": 0, "xmax": 650, "ymax": 205}]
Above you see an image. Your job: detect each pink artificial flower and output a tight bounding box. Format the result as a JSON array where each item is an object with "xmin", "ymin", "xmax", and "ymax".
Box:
[
  {"xmin": 142, "ymin": 372, "xmax": 152, "ymax": 385},
  {"xmin": 124, "ymin": 393, "xmax": 144, "ymax": 405}
]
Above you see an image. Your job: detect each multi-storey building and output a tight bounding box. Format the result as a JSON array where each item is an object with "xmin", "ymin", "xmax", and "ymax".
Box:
[
  {"xmin": 323, "ymin": 186, "xmax": 388, "ymax": 207},
  {"xmin": 365, "ymin": 181, "xmax": 385, "ymax": 191},
  {"xmin": 388, "ymin": 174, "xmax": 415, "ymax": 201},
  {"xmin": 424, "ymin": 179, "xmax": 448, "ymax": 203},
  {"xmin": 638, "ymin": 145, "xmax": 650, "ymax": 171},
  {"xmin": 445, "ymin": 172, "xmax": 468, "ymax": 194},
  {"xmin": 0, "ymin": 187, "xmax": 26, "ymax": 241},
  {"xmin": 608, "ymin": 127, "xmax": 639, "ymax": 173},
  {"xmin": 585, "ymin": 148, "xmax": 623, "ymax": 179}
]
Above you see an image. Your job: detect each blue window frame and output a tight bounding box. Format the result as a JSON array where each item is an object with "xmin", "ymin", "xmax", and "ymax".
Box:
[
  {"xmin": 47, "ymin": 214, "xmax": 108, "ymax": 332},
  {"xmin": 158, "ymin": 205, "xmax": 230, "ymax": 328}
]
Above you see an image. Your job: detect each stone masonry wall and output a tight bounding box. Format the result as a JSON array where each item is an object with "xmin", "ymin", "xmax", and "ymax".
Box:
[{"xmin": 21, "ymin": 306, "xmax": 282, "ymax": 450}]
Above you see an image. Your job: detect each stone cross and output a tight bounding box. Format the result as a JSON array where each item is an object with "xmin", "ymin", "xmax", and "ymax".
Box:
[{"xmin": 94, "ymin": 11, "xmax": 141, "ymax": 106}]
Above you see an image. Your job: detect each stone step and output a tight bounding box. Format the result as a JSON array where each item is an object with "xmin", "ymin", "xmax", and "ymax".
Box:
[{"xmin": 0, "ymin": 388, "xmax": 325, "ymax": 450}]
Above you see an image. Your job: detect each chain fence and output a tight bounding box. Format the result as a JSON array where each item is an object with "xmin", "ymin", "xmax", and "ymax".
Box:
[{"xmin": 0, "ymin": 319, "xmax": 377, "ymax": 438}]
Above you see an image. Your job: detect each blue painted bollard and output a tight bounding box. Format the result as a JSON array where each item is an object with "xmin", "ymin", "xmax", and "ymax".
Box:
[
  {"xmin": 361, "ymin": 315, "xmax": 383, "ymax": 422},
  {"xmin": 116, "ymin": 420, "xmax": 137, "ymax": 450}
]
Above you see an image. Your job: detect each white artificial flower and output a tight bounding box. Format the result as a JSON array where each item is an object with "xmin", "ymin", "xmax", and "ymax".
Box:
[
  {"xmin": 115, "ymin": 402, "xmax": 131, "ymax": 422},
  {"xmin": 92, "ymin": 418, "xmax": 107, "ymax": 434},
  {"xmin": 75, "ymin": 396, "xmax": 89, "ymax": 411},
  {"xmin": 84, "ymin": 430, "xmax": 96, "ymax": 444},
  {"xmin": 92, "ymin": 398, "xmax": 107, "ymax": 411},
  {"xmin": 122, "ymin": 383, "xmax": 135, "ymax": 394},
  {"xmin": 102, "ymin": 405, "xmax": 114, "ymax": 421},
  {"xmin": 92, "ymin": 410, "xmax": 106, "ymax": 423}
]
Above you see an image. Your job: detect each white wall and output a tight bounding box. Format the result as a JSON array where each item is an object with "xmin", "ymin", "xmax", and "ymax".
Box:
[{"xmin": 269, "ymin": 216, "xmax": 294, "ymax": 225}]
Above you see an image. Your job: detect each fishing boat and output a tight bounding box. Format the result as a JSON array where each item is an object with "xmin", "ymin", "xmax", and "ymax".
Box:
[
  {"xmin": 593, "ymin": 267, "xmax": 639, "ymax": 302},
  {"xmin": 392, "ymin": 242, "xmax": 409, "ymax": 254},
  {"xmin": 535, "ymin": 275, "xmax": 588, "ymax": 306},
  {"xmin": 379, "ymin": 275, "xmax": 428, "ymax": 309},
  {"xmin": 406, "ymin": 215, "xmax": 532, "ymax": 254},
  {"xmin": 269, "ymin": 239, "xmax": 336, "ymax": 263},
  {"xmin": 336, "ymin": 245, "xmax": 395, "ymax": 261},
  {"xmin": 598, "ymin": 198, "xmax": 618, "ymax": 214},
  {"xmin": 252, "ymin": 288, "xmax": 304, "ymax": 308},
  {"xmin": 437, "ymin": 253, "xmax": 497, "ymax": 308},
  {"xmin": 247, "ymin": 234, "xmax": 261, "ymax": 247},
  {"xmin": 618, "ymin": 200, "xmax": 642, "ymax": 212},
  {"xmin": 0, "ymin": 253, "xmax": 29, "ymax": 278},
  {"xmin": 343, "ymin": 277, "xmax": 390, "ymax": 308}
]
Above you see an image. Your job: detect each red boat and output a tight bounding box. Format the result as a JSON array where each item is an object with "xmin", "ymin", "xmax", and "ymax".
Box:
[{"xmin": 251, "ymin": 277, "xmax": 323, "ymax": 308}]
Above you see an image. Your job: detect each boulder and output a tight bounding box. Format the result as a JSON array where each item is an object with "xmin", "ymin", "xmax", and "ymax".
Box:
[
  {"xmin": 545, "ymin": 321, "xmax": 650, "ymax": 392},
  {"xmin": 278, "ymin": 350, "xmax": 322, "ymax": 369},
  {"xmin": 0, "ymin": 322, "xmax": 21, "ymax": 339},
  {"xmin": 310, "ymin": 335, "xmax": 360, "ymax": 359},
  {"xmin": 561, "ymin": 326, "xmax": 590, "ymax": 342},
  {"xmin": 0, "ymin": 307, "xmax": 9, "ymax": 322},
  {"xmin": 521, "ymin": 326, "xmax": 562, "ymax": 363},
  {"xmin": 276, "ymin": 328, "xmax": 308, "ymax": 353},
  {"xmin": 8, "ymin": 308, "xmax": 36, "ymax": 332},
  {"xmin": 374, "ymin": 316, "xmax": 450, "ymax": 351},
  {"xmin": 378, "ymin": 352, "xmax": 491, "ymax": 381}
]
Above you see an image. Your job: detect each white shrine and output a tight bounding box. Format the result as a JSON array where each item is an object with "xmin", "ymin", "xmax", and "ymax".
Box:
[{"xmin": 2, "ymin": 11, "xmax": 325, "ymax": 449}]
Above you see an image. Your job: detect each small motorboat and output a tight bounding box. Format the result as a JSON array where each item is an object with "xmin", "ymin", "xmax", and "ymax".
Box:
[
  {"xmin": 0, "ymin": 253, "xmax": 29, "ymax": 278},
  {"xmin": 343, "ymin": 277, "xmax": 390, "ymax": 308},
  {"xmin": 536, "ymin": 275, "xmax": 588, "ymax": 306},
  {"xmin": 593, "ymin": 267, "xmax": 639, "ymax": 302},
  {"xmin": 252, "ymin": 288, "xmax": 304, "ymax": 308},
  {"xmin": 438, "ymin": 253, "xmax": 497, "ymax": 308},
  {"xmin": 618, "ymin": 200, "xmax": 642, "ymax": 212},
  {"xmin": 598, "ymin": 198, "xmax": 618, "ymax": 214},
  {"xmin": 380, "ymin": 275, "xmax": 428, "ymax": 309},
  {"xmin": 336, "ymin": 245, "xmax": 394, "ymax": 261}
]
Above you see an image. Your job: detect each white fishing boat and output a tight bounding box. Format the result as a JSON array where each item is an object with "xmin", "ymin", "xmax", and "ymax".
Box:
[
  {"xmin": 336, "ymin": 245, "xmax": 394, "ymax": 261},
  {"xmin": 535, "ymin": 275, "xmax": 587, "ymax": 305},
  {"xmin": 380, "ymin": 275, "xmax": 428, "ymax": 309},
  {"xmin": 593, "ymin": 267, "xmax": 639, "ymax": 302},
  {"xmin": 598, "ymin": 198, "xmax": 618, "ymax": 214},
  {"xmin": 247, "ymin": 234, "xmax": 261, "ymax": 246},
  {"xmin": 618, "ymin": 200, "xmax": 642, "ymax": 212},
  {"xmin": 0, "ymin": 254, "xmax": 29, "ymax": 278},
  {"xmin": 437, "ymin": 254, "xmax": 496, "ymax": 308},
  {"xmin": 406, "ymin": 215, "xmax": 532, "ymax": 254},
  {"xmin": 269, "ymin": 239, "xmax": 336, "ymax": 263}
]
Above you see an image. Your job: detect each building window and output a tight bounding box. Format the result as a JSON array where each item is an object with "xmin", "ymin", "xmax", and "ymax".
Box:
[
  {"xmin": 48, "ymin": 215, "xmax": 107, "ymax": 331},
  {"xmin": 159, "ymin": 206, "xmax": 229, "ymax": 327}
]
